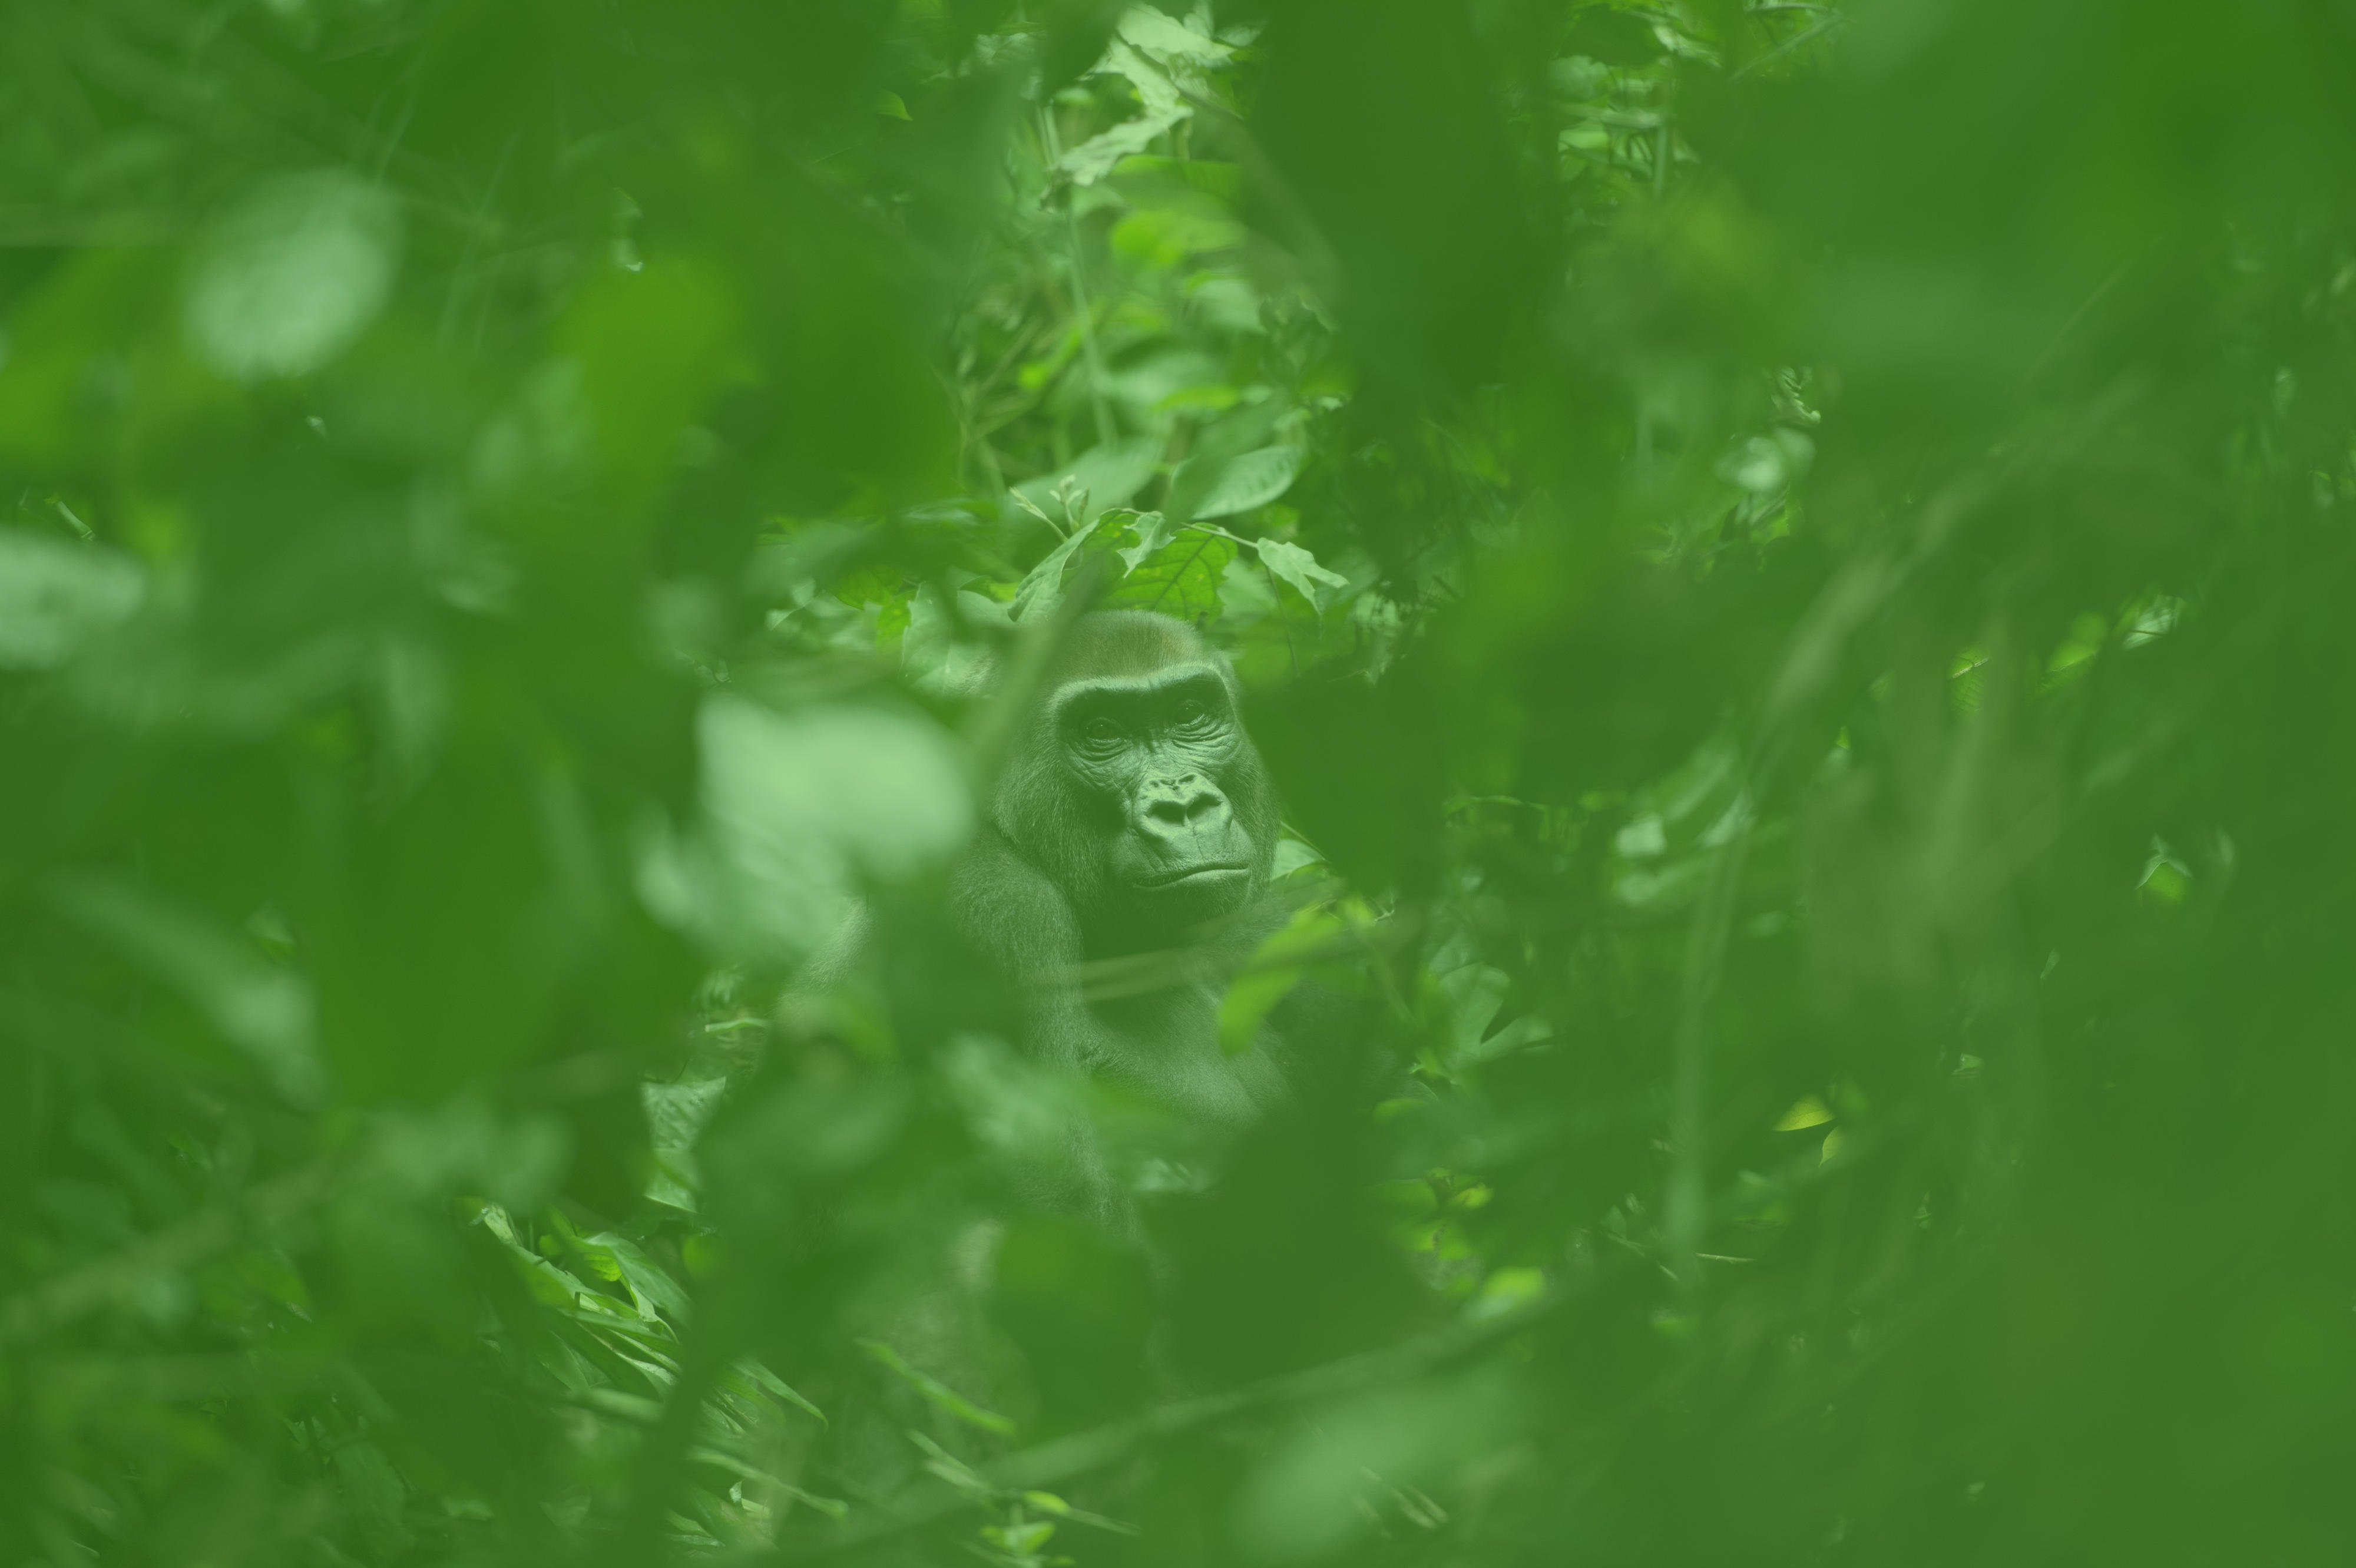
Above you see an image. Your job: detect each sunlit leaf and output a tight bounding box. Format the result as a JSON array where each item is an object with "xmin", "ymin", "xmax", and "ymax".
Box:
[
  {"xmin": 1775, "ymin": 1095, "xmax": 1835, "ymax": 1132},
  {"xmin": 1103, "ymin": 525, "xmax": 1235, "ymax": 619},
  {"xmin": 184, "ymin": 170, "xmax": 402, "ymax": 381},
  {"xmin": 1116, "ymin": 6, "xmax": 1232, "ymax": 69},
  {"xmin": 1114, "ymin": 508, "xmax": 1178, "ymax": 570},
  {"xmin": 1010, "ymin": 511, "xmax": 1109, "ymax": 622},
  {"xmin": 1191, "ymin": 445, "xmax": 1303, "ymax": 519},
  {"xmin": 1252, "ymin": 535, "xmax": 1348, "ymax": 611},
  {"xmin": 1011, "ymin": 435, "xmax": 1162, "ymax": 525},
  {"xmin": 1060, "ymin": 39, "xmax": 1190, "ymax": 187},
  {"xmin": 644, "ymin": 697, "xmax": 972, "ymax": 961},
  {"xmin": 0, "ymin": 531, "xmax": 145, "ymax": 669}
]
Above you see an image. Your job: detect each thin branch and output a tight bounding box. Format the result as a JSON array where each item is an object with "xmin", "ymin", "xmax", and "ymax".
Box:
[
  {"xmin": 1731, "ymin": 12, "xmax": 1847, "ymax": 80},
  {"xmin": 1035, "ymin": 110, "xmax": 1117, "ymax": 449}
]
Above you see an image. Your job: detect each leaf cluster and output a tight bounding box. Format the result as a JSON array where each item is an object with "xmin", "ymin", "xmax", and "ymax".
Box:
[{"xmin": 4, "ymin": 3, "xmax": 2354, "ymax": 1566}]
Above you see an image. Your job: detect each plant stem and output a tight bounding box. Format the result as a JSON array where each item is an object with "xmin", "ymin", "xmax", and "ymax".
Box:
[{"xmin": 1038, "ymin": 109, "xmax": 1117, "ymax": 449}]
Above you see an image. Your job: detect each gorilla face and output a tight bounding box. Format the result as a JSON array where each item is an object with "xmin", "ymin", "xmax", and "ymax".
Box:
[
  {"xmin": 1054, "ymin": 661, "xmax": 1260, "ymax": 928},
  {"xmin": 986, "ymin": 611, "xmax": 1280, "ymax": 960}
]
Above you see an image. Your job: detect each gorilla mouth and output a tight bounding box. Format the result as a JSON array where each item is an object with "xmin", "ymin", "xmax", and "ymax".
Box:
[{"xmin": 1133, "ymin": 862, "xmax": 1250, "ymax": 890}]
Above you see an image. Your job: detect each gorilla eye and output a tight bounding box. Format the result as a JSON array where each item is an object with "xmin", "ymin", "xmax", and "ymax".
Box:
[
  {"xmin": 1081, "ymin": 716, "xmax": 1123, "ymax": 745},
  {"xmin": 1175, "ymin": 698, "xmax": 1208, "ymax": 725}
]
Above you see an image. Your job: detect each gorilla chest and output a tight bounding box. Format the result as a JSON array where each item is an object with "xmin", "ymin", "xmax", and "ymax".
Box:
[{"xmin": 1087, "ymin": 985, "xmax": 1288, "ymax": 1127}]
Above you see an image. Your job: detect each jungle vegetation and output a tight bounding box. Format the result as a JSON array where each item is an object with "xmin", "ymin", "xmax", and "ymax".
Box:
[{"xmin": 1, "ymin": 2, "xmax": 2350, "ymax": 1564}]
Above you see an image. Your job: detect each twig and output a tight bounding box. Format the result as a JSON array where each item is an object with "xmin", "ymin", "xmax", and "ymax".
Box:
[
  {"xmin": 2023, "ymin": 256, "xmax": 2138, "ymax": 385},
  {"xmin": 1730, "ymin": 12, "xmax": 1847, "ymax": 80},
  {"xmin": 1663, "ymin": 814, "xmax": 1754, "ymax": 1295},
  {"xmin": 1036, "ymin": 110, "xmax": 1117, "ymax": 449}
]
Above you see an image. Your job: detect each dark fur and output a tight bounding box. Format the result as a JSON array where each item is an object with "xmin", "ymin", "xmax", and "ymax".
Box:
[{"xmin": 952, "ymin": 612, "xmax": 1289, "ymax": 1123}]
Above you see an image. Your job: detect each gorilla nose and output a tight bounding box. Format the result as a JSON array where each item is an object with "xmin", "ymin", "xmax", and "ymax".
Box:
[{"xmin": 1137, "ymin": 776, "xmax": 1231, "ymax": 836}]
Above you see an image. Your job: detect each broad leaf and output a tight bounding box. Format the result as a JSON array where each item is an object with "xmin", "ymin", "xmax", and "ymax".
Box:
[
  {"xmin": 1011, "ymin": 435, "xmax": 1162, "ymax": 525},
  {"xmin": 1218, "ymin": 904, "xmax": 1347, "ymax": 1056},
  {"xmin": 0, "ymin": 531, "xmax": 145, "ymax": 669},
  {"xmin": 1192, "ymin": 445, "xmax": 1302, "ymax": 520},
  {"xmin": 1253, "ymin": 536, "xmax": 1349, "ymax": 611},
  {"xmin": 1011, "ymin": 511, "xmax": 1108, "ymax": 621},
  {"xmin": 1117, "ymin": 6, "xmax": 1232, "ymax": 69},
  {"xmin": 1115, "ymin": 508, "xmax": 1179, "ymax": 570},
  {"xmin": 1105, "ymin": 527, "xmax": 1236, "ymax": 620},
  {"xmin": 1162, "ymin": 400, "xmax": 1286, "ymax": 522},
  {"xmin": 186, "ymin": 170, "xmax": 403, "ymax": 381},
  {"xmin": 1060, "ymin": 40, "xmax": 1190, "ymax": 187}
]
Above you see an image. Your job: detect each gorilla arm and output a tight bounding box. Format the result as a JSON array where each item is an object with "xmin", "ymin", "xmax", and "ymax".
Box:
[{"xmin": 949, "ymin": 823, "xmax": 1101, "ymax": 1071}]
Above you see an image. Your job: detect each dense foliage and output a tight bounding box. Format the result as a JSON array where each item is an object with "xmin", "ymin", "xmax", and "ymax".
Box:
[{"xmin": 3, "ymin": 2, "xmax": 2351, "ymax": 1563}]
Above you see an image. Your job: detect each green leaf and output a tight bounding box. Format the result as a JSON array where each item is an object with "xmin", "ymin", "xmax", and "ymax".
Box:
[
  {"xmin": 1717, "ymin": 428, "xmax": 1815, "ymax": 494},
  {"xmin": 1467, "ymin": 1266, "xmax": 1546, "ymax": 1323},
  {"xmin": 1060, "ymin": 41, "xmax": 1189, "ymax": 187},
  {"xmin": 642, "ymin": 1077, "xmax": 726, "ymax": 1153},
  {"xmin": 1021, "ymin": 1491, "xmax": 1140, "ymax": 1535},
  {"xmin": 1192, "ymin": 445, "xmax": 1302, "ymax": 519},
  {"xmin": 1010, "ymin": 512, "xmax": 1107, "ymax": 622},
  {"xmin": 1162, "ymin": 401, "xmax": 1286, "ymax": 523},
  {"xmin": 1219, "ymin": 903, "xmax": 1348, "ymax": 1056},
  {"xmin": 1252, "ymin": 537, "xmax": 1348, "ymax": 611},
  {"xmin": 2139, "ymin": 841, "xmax": 2193, "ymax": 907},
  {"xmin": 1435, "ymin": 962, "xmax": 1509, "ymax": 1060},
  {"xmin": 649, "ymin": 697, "xmax": 974, "ymax": 961},
  {"xmin": 584, "ymin": 1231, "xmax": 693, "ymax": 1322},
  {"xmin": 858, "ymin": 1339, "xmax": 1015, "ymax": 1436},
  {"xmin": 0, "ymin": 532, "xmax": 146, "ymax": 669},
  {"xmin": 1775, "ymin": 1096, "xmax": 1835, "ymax": 1132},
  {"xmin": 1011, "ymin": 435, "xmax": 1161, "ymax": 525},
  {"xmin": 729, "ymin": 1356, "xmax": 826, "ymax": 1424},
  {"xmin": 1104, "ymin": 527, "xmax": 1236, "ymax": 620},
  {"xmin": 1114, "ymin": 509, "xmax": 1177, "ymax": 571},
  {"xmin": 185, "ymin": 170, "xmax": 403, "ymax": 381},
  {"xmin": 1058, "ymin": 107, "xmax": 1190, "ymax": 188},
  {"xmin": 985, "ymin": 1521, "xmax": 1057, "ymax": 1554},
  {"xmin": 1116, "ymin": 8, "xmax": 1233, "ymax": 69}
]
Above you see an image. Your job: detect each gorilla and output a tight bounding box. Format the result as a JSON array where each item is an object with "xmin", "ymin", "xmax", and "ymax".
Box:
[
  {"xmin": 784, "ymin": 613, "xmax": 1324, "ymax": 1458},
  {"xmin": 952, "ymin": 610, "xmax": 1293, "ymax": 1126},
  {"xmin": 947, "ymin": 614, "xmax": 1414, "ymax": 1397}
]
